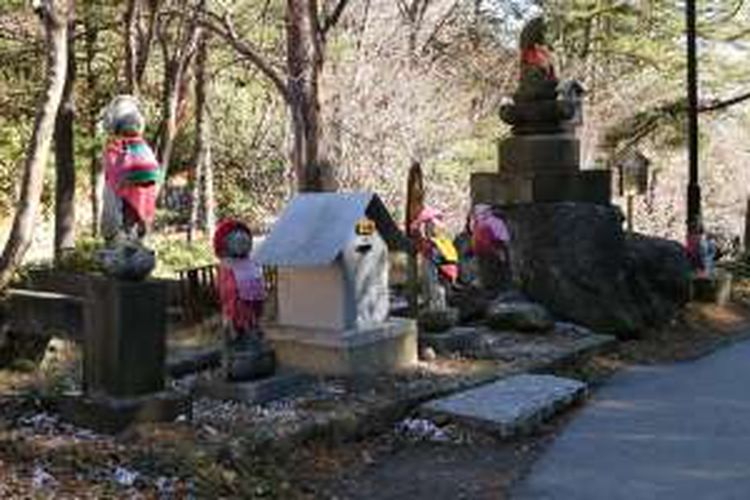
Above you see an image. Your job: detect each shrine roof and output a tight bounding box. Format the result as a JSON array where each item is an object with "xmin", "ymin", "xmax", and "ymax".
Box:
[{"xmin": 254, "ymin": 192, "xmax": 410, "ymax": 267}]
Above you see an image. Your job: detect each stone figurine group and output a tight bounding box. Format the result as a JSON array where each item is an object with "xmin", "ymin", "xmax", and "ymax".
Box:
[
  {"xmin": 410, "ymin": 203, "xmax": 513, "ymax": 305},
  {"xmin": 89, "ymin": 16, "xmax": 707, "ymax": 387}
]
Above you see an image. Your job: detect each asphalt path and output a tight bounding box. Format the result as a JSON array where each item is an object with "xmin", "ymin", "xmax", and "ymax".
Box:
[{"xmin": 514, "ymin": 338, "xmax": 750, "ymax": 500}]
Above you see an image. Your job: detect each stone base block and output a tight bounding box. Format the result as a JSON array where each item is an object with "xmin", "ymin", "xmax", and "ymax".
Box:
[
  {"xmin": 417, "ymin": 307, "xmax": 460, "ymax": 333},
  {"xmin": 194, "ymin": 372, "xmax": 311, "ymax": 404},
  {"xmin": 498, "ymin": 135, "xmax": 579, "ymax": 174},
  {"xmin": 471, "ymin": 170, "xmax": 611, "ymax": 206},
  {"xmin": 419, "ymin": 327, "xmax": 478, "ymax": 355},
  {"xmin": 499, "ymin": 100, "xmax": 575, "ymax": 134},
  {"xmin": 691, "ymin": 271, "xmax": 733, "ymax": 306},
  {"xmin": 265, "ymin": 318, "xmax": 418, "ymax": 376},
  {"xmin": 84, "ymin": 277, "xmax": 168, "ymax": 398},
  {"xmin": 56, "ymin": 391, "xmax": 190, "ymax": 434}
]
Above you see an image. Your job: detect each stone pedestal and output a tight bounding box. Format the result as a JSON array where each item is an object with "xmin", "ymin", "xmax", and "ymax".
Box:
[
  {"xmin": 194, "ymin": 372, "xmax": 310, "ymax": 404},
  {"xmin": 499, "ymin": 134, "xmax": 580, "ymax": 174},
  {"xmin": 473, "ymin": 101, "xmax": 611, "ymax": 207},
  {"xmin": 691, "ymin": 271, "xmax": 733, "ymax": 306},
  {"xmin": 223, "ymin": 335, "xmax": 276, "ymax": 382},
  {"xmin": 265, "ymin": 318, "xmax": 418, "ymax": 376},
  {"xmin": 59, "ymin": 277, "xmax": 188, "ymax": 433},
  {"xmin": 83, "ymin": 278, "xmax": 168, "ymax": 397},
  {"xmin": 471, "ymin": 171, "xmax": 611, "ymax": 206},
  {"xmin": 56, "ymin": 391, "xmax": 190, "ymax": 434}
]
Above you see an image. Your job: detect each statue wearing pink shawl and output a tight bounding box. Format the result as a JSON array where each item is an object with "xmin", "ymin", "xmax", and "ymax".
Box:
[
  {"xmin": 100, "ymin": 95, "xmax": 161, "ymax": 241},
  {"xmin": 213, "ymin": 219, "xmax": 274, "ymax": 381},
  {"xmin": 469, "ymin": 204, "xmax": 512, "ymax": 292}
]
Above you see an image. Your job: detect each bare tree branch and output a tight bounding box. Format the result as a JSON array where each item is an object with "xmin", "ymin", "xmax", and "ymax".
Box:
[
  {"xmin": 699, "ymin": 89, "xmax": 750, "ymax": 113},
  {"xmin": 321, "ymin": 0, "xmax": 350, "ymax": 36},
  {"xmin": 199, "ymin": 9, "xmax": 289, "ymax": 102}
]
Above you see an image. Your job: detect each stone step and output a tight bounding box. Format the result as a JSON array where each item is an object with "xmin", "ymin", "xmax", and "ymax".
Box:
[
  {"xmin": 166, "ymin": 345, "xmax": 222, "ymax": 378},
  {"xmin": 194, "ymin": 372, "xmax": 311, "ymax": 404},
  {"xmin": 420, "ymin": 374, "xmax": 587, "ymax": 437}
]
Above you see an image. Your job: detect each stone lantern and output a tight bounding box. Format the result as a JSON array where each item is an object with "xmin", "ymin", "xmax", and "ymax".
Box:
[
  {"xmin": 616, "ymin": 149, "xmax": 651, "ymax": 231},
  {"xmin": 617, "ymin": 149, "xmax": 650, "ymax": 197}
]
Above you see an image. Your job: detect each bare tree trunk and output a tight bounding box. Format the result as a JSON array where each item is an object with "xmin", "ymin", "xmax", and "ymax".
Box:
[
  {"xmin": 188, "ymin": 24, "xmax": 210, "ymax": 242},
  {"xmin": 0, "ymin": 1, "xmax": 71, "ymax": 288},
  {"xmin": 187, "ymin": 162, "xmax": 201, "ymax": 242},
  {"xmin": 83, "ymin": 0, "xmax": 103, "ymax": 237},
  {"xmin": 135, "ymin": 0, "xmax": 159, "ymax": 87},
  {"xmin": 54, "ymin": 3, "xmax": 76, "ymax": 261},
  {"xmin": 203, "ymin": 131, "xmax": 215, "ymax": 237},
  {"xmin": 124, "ymin": 0, "xmax": 139, "ymax": 93},
  {"xmin": 158, "ymin": 64, "xmax": 180, "ymax": 171},
  {"xmin": 287, "ymin": 0, "xmax": 326, "ymax": 192},
  {"xmin": 198, "ymin": 0, "xmax": 350, "ymax": 193},
  {"xmin": 156, "ymin": 9, "xmax": 200, "ymax": 173}
]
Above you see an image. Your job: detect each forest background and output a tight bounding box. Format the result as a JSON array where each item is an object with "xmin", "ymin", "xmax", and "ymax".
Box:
[{"xmin": 0, "ymin": 0, "xmax": 749, "ymax": 278}]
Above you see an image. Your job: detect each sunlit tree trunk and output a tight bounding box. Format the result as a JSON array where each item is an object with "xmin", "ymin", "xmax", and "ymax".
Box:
[
  {"xmin": 124, "ymin": 0, "xmax": 139, "ymax": 93},
  {"xmin": 83, "ymin": 0, "xmax": 104, "ymax": 237},
  {"xmin": 188, "ymin": 22, "xmax": 213, "ymax": 242},
  {"xmin": 54, "ymin": 1, "xmax": 76, "ymax": 260},
  {"xmin": 287, "ymin": 0, "xmax": 323, "ymax": 191},
  {"xmin": 0, "ymin": 0, "xmax": 72, "ymax": 288},
  {"xmin": 156, "ymin": 6, "xmax": 200, "ymax": 173},
  {"xmin": 200, "ymin": 0, "xmax": 349, "ymax": 192}
]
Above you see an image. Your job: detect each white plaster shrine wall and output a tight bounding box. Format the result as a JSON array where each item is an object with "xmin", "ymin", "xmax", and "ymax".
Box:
[{"xmin": 277, "ymin": 265, "xmax": 345, "ymax": 330}]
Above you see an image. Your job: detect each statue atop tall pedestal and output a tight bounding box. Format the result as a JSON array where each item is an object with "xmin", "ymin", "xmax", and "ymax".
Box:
[
  {"xmin": 472, "ymin": 17, "xmax": 610, "ymax": 206},
  {"xmin": 465, "ymin": 19, "xmax": 689, "ymax": 341}
]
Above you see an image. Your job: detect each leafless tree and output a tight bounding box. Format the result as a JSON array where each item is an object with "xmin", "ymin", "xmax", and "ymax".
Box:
[{"xmin": 155, "ymin": 0, "xmax": 201, "ymax": 171}]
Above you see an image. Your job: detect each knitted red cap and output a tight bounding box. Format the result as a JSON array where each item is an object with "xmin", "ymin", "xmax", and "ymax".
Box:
[{"xmin": 213, "ymin": 219, "xmax": 251, "ymax": 257}]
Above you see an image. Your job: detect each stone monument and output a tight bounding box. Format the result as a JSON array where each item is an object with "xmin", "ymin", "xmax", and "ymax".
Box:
[
  {"xmin": 255, "ymin": 192, "xmax": 418, "ymax": 375},
  {"xmin": 471, "ymin": 17, "xmax": 610, "ymax": 206},
  {"xmin": 54, "ymin": 94, "xmax": 187, "ymax": 429},
  {"xmin": 465, "ymin": 18, "xmax": 690, "ymax": 339}
]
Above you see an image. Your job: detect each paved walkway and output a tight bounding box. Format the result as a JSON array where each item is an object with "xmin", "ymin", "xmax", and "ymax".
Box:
[{"xmin": 514, "ymin": 339, "xmax": 750, "ymax": 500}]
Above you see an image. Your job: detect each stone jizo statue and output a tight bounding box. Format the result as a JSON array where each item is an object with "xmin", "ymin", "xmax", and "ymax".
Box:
[
  {"xmin": 500, "ymin": 17, "xmax": 583, "ymax": 134},
  {"xmin": 100, "ymin": 95, "xmax": 161, "ymax": 242},
  {"xmin": 213, "ymin": 219, "xmax": 275, "ymax": 381},
  {"xmin": 410, "ymin": 207, "xmax": 459, "ymax": 310},
  {"xmin": 97, "ymin": 95, "xmax": 161, "ymax": 280},
  {"xmin": 516, "ymin": 16, "xmax": 558, "ymax": 103}
]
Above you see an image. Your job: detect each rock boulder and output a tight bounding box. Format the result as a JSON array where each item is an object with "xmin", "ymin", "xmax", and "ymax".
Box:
[
  {"xmin": 486, "ymin": 301, "xmax": 554, "ymax": 333},
  {"xmin": 418, "ymin": 307, "xmax": 460, "ymax": 333},
  {"xmin": 499, "ymin": 202, "xmax": 690, "ymax": 338}
]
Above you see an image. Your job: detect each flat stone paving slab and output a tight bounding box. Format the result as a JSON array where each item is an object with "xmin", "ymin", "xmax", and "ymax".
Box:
[{"xmin": 421, "ymin": 374, "xmax": 587, "ymax": 437}]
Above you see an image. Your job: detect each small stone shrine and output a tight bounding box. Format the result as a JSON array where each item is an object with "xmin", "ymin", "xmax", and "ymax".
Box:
[
  {"xmin": 471, "ymin": 17, "xmax": 610, "ymax": 206},
  {"xmin": 255, "ymin": 192, "xmax": 418, "ymax": 375}
]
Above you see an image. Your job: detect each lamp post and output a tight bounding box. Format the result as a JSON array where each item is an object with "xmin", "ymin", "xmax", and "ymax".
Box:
[{"xmin": 686, "ymin": 0, "xmax": 701, "ymax": 235}]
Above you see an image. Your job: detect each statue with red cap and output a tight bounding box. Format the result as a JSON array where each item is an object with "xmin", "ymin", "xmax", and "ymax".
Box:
[{"xmin": 213, "ymin": 219, "xmax": 275, "ymax": 381}]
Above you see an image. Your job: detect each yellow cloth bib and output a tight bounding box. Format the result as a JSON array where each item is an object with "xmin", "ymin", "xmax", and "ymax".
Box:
[{"xmin": 431, "ymin": 236, "xmax": 458, "ymax": 263}]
